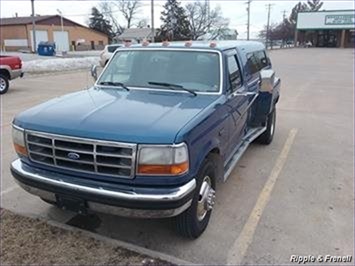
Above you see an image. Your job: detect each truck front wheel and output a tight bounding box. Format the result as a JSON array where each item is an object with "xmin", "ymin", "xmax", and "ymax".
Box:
[
  {"xmin": 0, "ymin": 74, "xmax": 9, "ymax": 94},
  {"xmin": 175, "ymin": 158, "xmax": 216, "ymax": 238},
  {"xmin": 256, "ymin": 108, "xmax": 276, "ymax": 145}
]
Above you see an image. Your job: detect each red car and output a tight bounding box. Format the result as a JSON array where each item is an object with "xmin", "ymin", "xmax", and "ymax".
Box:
[{"xmin": 0, "ymin": 55, "xmax": 24, "ymax": 94}]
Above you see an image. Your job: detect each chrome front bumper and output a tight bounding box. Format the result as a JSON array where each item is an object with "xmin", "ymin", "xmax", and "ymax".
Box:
[
  {"xmin": 11, "ymin": 159, "xmax": 196, "ymax": 218},
  {"xmin": 10, "ymin": 69, "xmax": 24, "ymax": 80}
]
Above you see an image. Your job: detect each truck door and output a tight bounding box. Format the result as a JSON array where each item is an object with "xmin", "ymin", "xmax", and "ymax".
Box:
[{"xmin": 225, "ymin": 50, "xmax": 250, "ymax": 159}]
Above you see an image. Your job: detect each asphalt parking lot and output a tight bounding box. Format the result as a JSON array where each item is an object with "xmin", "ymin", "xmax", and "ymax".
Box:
[{"xmin": 1, "ymin": 48, "xmax": 354, "ymax": 265}]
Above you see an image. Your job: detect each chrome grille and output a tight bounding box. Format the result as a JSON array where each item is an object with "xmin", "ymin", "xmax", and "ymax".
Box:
[{"xmin": 26, "ymin": 130, "xmax": 137, "ymax": 179}]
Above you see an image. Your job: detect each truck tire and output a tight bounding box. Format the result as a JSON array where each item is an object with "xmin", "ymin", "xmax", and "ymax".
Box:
[
  {"xmin": 0, "ymin": 74, "xmax": 9, "ymax": 94},
  {"xmin": 175, "ymin": 158, "xmax": 216, "ymax": 238},
  {"xmin": 256, "ymin": 108, "xmax": 276, "ymax": 145}
]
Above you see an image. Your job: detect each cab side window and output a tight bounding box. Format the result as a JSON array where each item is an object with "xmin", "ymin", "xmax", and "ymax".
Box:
[{"xmin": 227, "ymin": 55, "xmax": 242, "ymax": 91}]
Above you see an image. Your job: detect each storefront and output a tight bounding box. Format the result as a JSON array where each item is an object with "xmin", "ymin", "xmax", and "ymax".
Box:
[{"xmin": 295, "ymin": 10, "xmax": 355, "ymax": 48}]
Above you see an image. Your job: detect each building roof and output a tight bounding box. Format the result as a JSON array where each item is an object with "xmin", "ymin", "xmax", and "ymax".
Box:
[
  {"xmin": 0, "ymin": 15, "xmax": 108, "ymax": 37},
  {"xmin": 117, "ymin": 28, "xmax": 153, "ymax": 40},
  {"xmin": 0, "ymin": 15, "xmax": 53, "ymax": 26}
]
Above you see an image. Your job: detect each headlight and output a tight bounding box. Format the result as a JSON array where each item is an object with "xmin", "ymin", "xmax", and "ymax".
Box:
[
  {"xmin": 12, "ymin": 125, "xmax": 27, "ymax": 156},
  {"xmin": 137, "ymin": 143, "xmax": 189, "ymax": 175}
]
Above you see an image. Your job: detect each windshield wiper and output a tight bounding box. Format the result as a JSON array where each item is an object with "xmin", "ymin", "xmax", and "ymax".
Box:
[
  {"xmin": 148, "ymin": 81, "xmax": 197, "ymax": 96},
  {"xmin": 98, "ymin": 81, "xmax": 130, "ymax": 91}
]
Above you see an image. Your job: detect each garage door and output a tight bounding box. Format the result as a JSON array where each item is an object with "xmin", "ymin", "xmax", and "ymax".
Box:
[
  {"xmin": 30, "ymin": 30, "xmax": 48, "ymax": 52},
  {"xmin": 53, "ymin": 31, "xmax": 69, "ymax": 52}
]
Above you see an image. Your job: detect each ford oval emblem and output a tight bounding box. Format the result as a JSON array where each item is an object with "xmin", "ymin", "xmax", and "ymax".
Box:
[{"xmin": 67, "ymin": 152, "xmax": 80, "ymax": 160}]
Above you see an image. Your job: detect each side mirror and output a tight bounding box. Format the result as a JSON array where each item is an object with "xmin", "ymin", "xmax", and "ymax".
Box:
[
  {"xmin": 259, "ymin": 69, "xmax": 275, "ymax": 93},
  {"xmin": 91, "ymin": 65, "xmax": 98, "ymax": 81}
]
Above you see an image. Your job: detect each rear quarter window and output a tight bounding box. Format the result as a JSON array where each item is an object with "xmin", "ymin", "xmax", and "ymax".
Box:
[
  {"xmin": 246, "ymin": 50, "xmax": 270, "ymax": 75},
  {"xmin": 246, "ymin": 53, "xmax": 260, "ymax": 75},
  {"xmin": 108, "ymin": 45, "xmax": 122, "ymax": 53}
]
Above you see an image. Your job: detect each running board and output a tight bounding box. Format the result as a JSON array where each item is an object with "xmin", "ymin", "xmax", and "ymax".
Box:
[{"xmin": 223, "ymin": 127, "xmax": 266, "ymax": 182}]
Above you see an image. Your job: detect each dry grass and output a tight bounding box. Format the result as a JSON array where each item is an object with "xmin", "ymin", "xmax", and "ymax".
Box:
[{"xmin": 0, "ymin": 209, "xmax": 173, "ymax": 265}]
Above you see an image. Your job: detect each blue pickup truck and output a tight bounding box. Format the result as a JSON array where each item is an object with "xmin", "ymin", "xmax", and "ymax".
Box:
[{"xmin": 11, "ymin": 41, "xmax": 280, "ymax": 238}]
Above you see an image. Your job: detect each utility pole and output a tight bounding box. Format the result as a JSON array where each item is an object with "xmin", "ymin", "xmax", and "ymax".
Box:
[
  {"xmin": 57, "ymin": 9, "xmax": 64, "ymax": 32},
  {"xmin": 246, "ymin": 0, "xmax": 251, "ymax": 40},
  {"xmin": 31, "ymin": 0, "xmax": 37, "ymax": 53},
  {"xmin": 206, "ymin": 0, "xmax": 210, "ymax": 32},
  {"xmin": 265, "ymin": 3, "xmax": 274, "ymax": 49},
  {"xmin": 281, "ymin": 10, "xmax": 287, "ymax": 21},
  {"xmin": 151, "ymin": 0, "xmax": 155, "ymax": 42}
]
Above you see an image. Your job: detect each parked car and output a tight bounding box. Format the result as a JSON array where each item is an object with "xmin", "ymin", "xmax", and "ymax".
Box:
[
  {"xmin": 11, "ymin": 41, "xmax": 280, "ymax": 238},
  {"xmin": 99, "ymin": 44, "xmax": 123, "ymax": 67},
  {"xmin": 0, "ymin": 55, "xmax": 23, "ymax": 94}
]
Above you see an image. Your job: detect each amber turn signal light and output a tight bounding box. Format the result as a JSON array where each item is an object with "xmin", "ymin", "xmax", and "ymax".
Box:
[
  {"xmin": 14, "ymin": 143, "xmax": 27, "ymax": 156},
  {"xmin": 137, "ymin": 161, "xmax": 189, "ymax": 175}
]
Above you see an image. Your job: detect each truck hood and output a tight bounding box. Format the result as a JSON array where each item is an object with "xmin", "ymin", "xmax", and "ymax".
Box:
[{"xmin": 14, "ymin": 87, "xmax": 219, "ymax": 143}]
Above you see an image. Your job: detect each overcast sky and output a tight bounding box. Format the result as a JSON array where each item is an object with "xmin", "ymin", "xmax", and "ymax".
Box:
[{"xmin": 1, "ymin": 0, "xmax": 354, "ymax": 38}]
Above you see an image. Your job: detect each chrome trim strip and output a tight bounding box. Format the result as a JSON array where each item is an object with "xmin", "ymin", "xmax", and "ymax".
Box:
[
  {"xmin": 12, "ymin": 124, "xmax": 24, "ymax": 132},
  {"xmin": 11, "ymin": 159, "xmax": 196, "ymax": 202},
  {"xmin": 223, "ymin": 127, "xmax": 266, "ymax": 182},
  {"xmin": 26, "ymin": 130, "xmax": 136, "ymax": 149},
  {"xmin": 95, "ymin": 48, "xmax": 224, "ymax": 95}
]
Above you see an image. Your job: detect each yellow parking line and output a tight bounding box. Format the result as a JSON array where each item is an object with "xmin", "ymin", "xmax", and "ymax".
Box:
[
  {"xmin": 227, "ymin": 128, "xmax": 298, "ymax": 265},
  {"xmin": 1, "ymin": 185, "xmax": 19, "ymax": 196}
]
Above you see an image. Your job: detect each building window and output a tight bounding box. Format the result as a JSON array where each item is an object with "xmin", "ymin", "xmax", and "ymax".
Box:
[{"xmin": 98, "ymin": 40, "xmax": 104, "ymax": 45}]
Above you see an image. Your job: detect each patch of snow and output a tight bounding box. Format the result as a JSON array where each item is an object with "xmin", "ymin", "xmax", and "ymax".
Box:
[{"xmin": 23, "ymin": 57, "xmax": 100, "ymax": 73}]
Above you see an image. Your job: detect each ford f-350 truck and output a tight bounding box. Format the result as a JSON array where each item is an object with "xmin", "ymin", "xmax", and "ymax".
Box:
[{"xmin": 11, "ymin": 41, "xmax": 280, "ymax": 238}]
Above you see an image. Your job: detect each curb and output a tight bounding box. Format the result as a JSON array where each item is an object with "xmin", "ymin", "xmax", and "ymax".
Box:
[
  {"xmin": 22, "ymin": 69, "xmax": 90, "ymax": 79},
  {"xmin": 47, "ymin": 219, "xmax": 197, "ymax": 266}
]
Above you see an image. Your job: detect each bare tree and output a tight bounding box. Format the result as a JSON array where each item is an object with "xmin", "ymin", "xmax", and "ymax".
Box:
[
  {"xmin": 113, "ymin": 0, "xmax": 142, "ymax": 29},
  {"xmin": 185, "ymin": 2, "xmax": 229, "ymax": 40},
  {"xmin": 136, "ymin": 18, "xmax": 148, "ymax": 28},
  {"xmin": 99, "ymin": 1, "xmax": 124, "ymax": 36}
]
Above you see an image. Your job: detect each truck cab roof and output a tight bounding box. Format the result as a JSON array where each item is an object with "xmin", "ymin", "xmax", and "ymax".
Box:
[{"xmin": 126, "ymin": 40, "xmax": 266, "ymax": 54}]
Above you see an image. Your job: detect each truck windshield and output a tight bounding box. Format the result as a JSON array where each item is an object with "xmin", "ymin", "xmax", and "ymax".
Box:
[{"xmin": 97, "ymin": 50, "xmax": 221, "ymax": 93}]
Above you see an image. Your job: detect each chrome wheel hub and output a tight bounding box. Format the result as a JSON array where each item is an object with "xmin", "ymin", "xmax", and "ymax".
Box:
[
  {"xmin": 196, "ymin": 176, "xmax": 216, "ymax": 221},
  {"xmin": 0, "ymin": 78, "xmax": 6, "ymax": 91}
]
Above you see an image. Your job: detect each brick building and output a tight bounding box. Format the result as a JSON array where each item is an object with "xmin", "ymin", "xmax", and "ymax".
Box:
[{"xmin": 0, "ymin": 15, "xmax": 108, "ymax": 52}]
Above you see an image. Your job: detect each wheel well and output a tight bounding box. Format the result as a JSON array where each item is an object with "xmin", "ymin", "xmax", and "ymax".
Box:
[
  {"xmin": 209, "ymin": 148, "xmax": 220, "ymax": 155},
  {"xmin": 207, "ymin": 148, "xmax": 223, "ymax": 181},
  {"xmin": 0, "ymin": 69, "xmax": 10, "ymax": 80}
]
